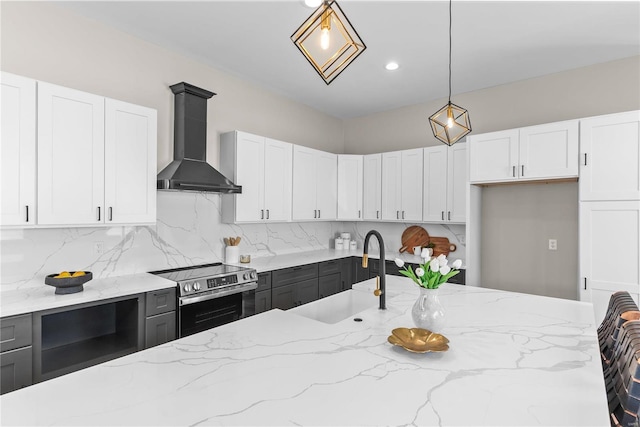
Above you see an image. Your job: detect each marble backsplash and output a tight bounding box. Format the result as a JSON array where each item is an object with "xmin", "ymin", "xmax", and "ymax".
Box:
[{"xmin": 0, "ymin": 191, "xmax": 465, "ymax": 292}]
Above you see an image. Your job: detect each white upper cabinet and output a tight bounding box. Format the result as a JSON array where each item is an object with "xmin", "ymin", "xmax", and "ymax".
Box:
[
  {"xmin": 337, "ymin": 155, "xmax": 363, "ymax": 220},
  {"xmin": 104, "ymin": 98, "xmax": 157, "ymax": 224},
  {"xmin": 292, "ymin": 145, "xmax": 337, "ymax": 221},
  {"xmin": 423, "ymin": 144, "xmax": 467, "ymax": 223},
  {"xmin": 37, "ymin": 82, "xmax": 106, "ymax": 226},
  {"xmin": 220, "ymin": 131, "xmax": 292, "ymax": 223},
  {"xmin": 362, "ymin": 154, "xmax": 382, "ymax": 220},
  {"xmin": 469, "ymin": 120, "xmax": 578, "ymax": 183},
  {"xmin": 1, "ymin": 72, "xmax": 36, "ymax": 226},
  {"xmin": 579, "ymin": 111, "xmax": 640, "ymax": 201},
  {"xmin": 382, "ymin": 148, "xmax": 423, "ymax": 221}
]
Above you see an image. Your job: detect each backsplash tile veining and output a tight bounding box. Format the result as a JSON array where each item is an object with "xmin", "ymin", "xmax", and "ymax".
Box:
[{"xmin": 0, "ymin": 191, "xmax": 465, "ymax": 292}]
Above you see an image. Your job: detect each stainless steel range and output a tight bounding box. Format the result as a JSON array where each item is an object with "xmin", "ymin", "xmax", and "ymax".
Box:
[{"xmin": 150, "ymin": 262, "xmax": 258, "ymax": 338}]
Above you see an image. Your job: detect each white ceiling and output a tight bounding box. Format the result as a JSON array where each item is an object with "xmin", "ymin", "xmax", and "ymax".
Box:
[{"xmin": 59, "ymin": 1, "xmax": 640, "ymax": 119}]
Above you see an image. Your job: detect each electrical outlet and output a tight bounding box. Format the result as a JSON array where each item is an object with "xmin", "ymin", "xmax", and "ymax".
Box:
[
  {"xmin": 94, "ymin": 241, "xmax": 104, "ymax": 255},
  {"xmin": 548, "ymin": 239, "xmax": 557, "ymax": 251}
]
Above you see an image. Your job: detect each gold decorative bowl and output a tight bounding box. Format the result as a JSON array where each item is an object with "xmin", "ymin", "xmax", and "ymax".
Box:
[{"xmin": 387, "ymin": 327, "xmax": 449, "ymax": 353}]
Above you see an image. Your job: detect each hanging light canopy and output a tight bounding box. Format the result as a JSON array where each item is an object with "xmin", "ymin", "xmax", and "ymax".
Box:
[
  {"xmin": 291, "ymin": 0, "xmax": 366, "ymax": 85},
  {"xmin": 429, "ymin": 0, "xmax": 471, "ymax": 146}
]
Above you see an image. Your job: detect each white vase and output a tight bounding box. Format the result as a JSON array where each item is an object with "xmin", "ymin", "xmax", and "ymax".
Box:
[{"xmin": 411, "ymin": 287, "xmax": 445, "ymax": 333}]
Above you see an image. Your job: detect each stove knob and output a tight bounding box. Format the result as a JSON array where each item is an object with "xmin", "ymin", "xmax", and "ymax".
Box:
[
  {"xmin": 193, "ymin": 282, "xmax": 201, "ymax": 291},
  {"xmin": 184, "ymin": 283, "xmax": 191, "ymax": 292},
  {"xmin": 251, "ymin": 272, "xmax": 257, "ymax": 280},
  {"xmin": 243, "ymin": 273, "xmax": 250, "ymax": 280}
]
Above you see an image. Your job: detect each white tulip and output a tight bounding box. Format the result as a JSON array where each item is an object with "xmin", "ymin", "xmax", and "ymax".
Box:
[
  {"xmin": 415, "ymin": 267, "xmax": 425, "ymax": 277},
  {"xmin": 437, "ymin": 255, "xmax": 448, "ymax": 267},
  {"xmin": 452, "ymin": 259, "xmax": 462, "ymax": 269},
  {"xmin": 420, "ymin": 247, "xmax": 432, "ymax": 258},
  {"xmin": 430, "ymin": 259, "xmax": 440, "ymax": 273},
  {"xmin": 394, "ymin": 258, "xmax": 405, "ymax": 268},
  {"xmin": 440, "ymin": 265, "xmax": 451, "ymax": 275}
]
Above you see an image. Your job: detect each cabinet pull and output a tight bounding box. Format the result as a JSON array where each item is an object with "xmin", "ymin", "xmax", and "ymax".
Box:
[
  {"xmin": 396, "ymin": 210, "xmax": 399, "ymax": 219},
  {"xmin": 266, "ymin": 209, "xmax": 270, "ymax": 219},
  {"xmin": 358, "ymin": 210, "xmax": 361, "ymax": 219},
  {"xmin": 512, "ymin": 166, "xmax": 516, "ymax": 177},
  {"xmin": 109, "ymin": 207, "xmax": 113, "ymax": 221},
  {"xmin": 25, "ymin": 205, "xmax": 29, "ymax": 223},
  {"xmin": 314, "ymin": 210, "xmax": 317, "ymax": 219},
  {"xmin": 261, "ymin": 209, "xmax": 264, "ymax": 220},
  {"xmin": 584, "ymin": 277, "xmax": 587, "ymax": 290},
  {"xmin": 442, "ymin": 211, "xmax": 445, "ymax": 221},
  {"xmin": 448, "ymin": 211, "xmax": 451, "ymax": 221},
  {"xmin": 97, "ymin": 207, "xmax": 101, "ymax": 221},
  {"xmin": 402, "ymin": 211, "xmax": 405, "ymax": 219},
  {"xmin": 584, "ymin": 153, "xmax": 588, "ymax": 166},
  {"xmin": 376, "ymin": 210, "xmax": 379, "ymax": 219},
  {"xmin": 318, "ymin": 210, "xmax": 320, "ymax": 219},
  {"xmin": 521, "ymin": 165, "xmax": 524, "ymax": 177}
]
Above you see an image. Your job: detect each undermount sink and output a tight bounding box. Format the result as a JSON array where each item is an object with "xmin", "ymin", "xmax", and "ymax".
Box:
[{"xmin": 290, "ymin": 289, "xmax": 380, "ymax": 324}]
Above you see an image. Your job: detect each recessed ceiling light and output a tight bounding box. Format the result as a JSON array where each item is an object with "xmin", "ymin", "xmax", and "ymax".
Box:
[
  {"xmin": 304, "ymin": 0, "xmax": 323, "ymax": 7},
  {"xmin": 385, "ymin": 62, "xmax": 399, "ymax": 71}
]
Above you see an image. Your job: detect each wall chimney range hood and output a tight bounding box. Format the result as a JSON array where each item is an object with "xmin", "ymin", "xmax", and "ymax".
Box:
[{"xmin": 157, "ymin": 82, "xmax": 242, "ymax": 193}]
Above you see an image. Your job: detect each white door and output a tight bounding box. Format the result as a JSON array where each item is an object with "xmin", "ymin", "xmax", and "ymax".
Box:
[
  {"xmin": 381, "ymin": 151, "xmax": 402, "ymax": 220},
  {"xmin": 423, "ymin": 146, "xmax": 448, "ymax": 222},
  {"xmin": 579, "ymin": 201, "xmax": 640, "ymax": 323},
  {"xmin": 400, "ymin": 148, "xmax": 423, "ymax": 221},
  {"xmin": 447, "ymin": 143, "xmax": 467, "ymax": 223},
  {"xmin": 580, "ymin": 111, "xmax": 640, "ymax": 201},
  {"xmin": 264, "ymin": 138, "xmax": 292, "ymax": 222},
  {"xmin": 104, "ymin": 99, "xmax": 157, "ymax": 224},
  {"xmin": 37, "ymin": 82, "xmax": 105, "ymax": 225},
  {"xmin": 362, "ymin": 154, "xmax": 382, "ymax": 220},
  {"xmin": 315, "ymin": 151, "xmax": 337, "ymax": 220},
  {"xmin": 519, "ymin": 120, "xmax": 579, "ymax": 180},
  {"xmin": 469, "ymin": 129, "xmax": 519, "ymax": 183},
  {"xmin": 292, "ymin": 145, "xmax": 317, "ymax": 221},
  {"xmin": 0, "ymin": 72, "xmax": 36, "ymax": 226},
  {"xmin": 234, "ymin": 132, "xmax": 265, "ymax": 222},
  {"xmin": 337, "ymin": 155, "xmax": 363, "ymax": 220}
]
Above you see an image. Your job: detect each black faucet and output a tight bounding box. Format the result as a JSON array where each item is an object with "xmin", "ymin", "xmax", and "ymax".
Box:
[{"xmin": 362, "ymin": 230, "xmax": 386, "ymax": 310}]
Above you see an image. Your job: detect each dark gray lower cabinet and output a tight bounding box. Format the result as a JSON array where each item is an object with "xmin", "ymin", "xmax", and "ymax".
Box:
[
  {"xmin": 145, "ymin": 288, "xmax": 176, "ymax": 349},
  {"xmin": 318, "ymin": 272, "xmax": 341, "ymax": 298},
  {"xmin": 353, "ymin": 257, "xmax": 370, "ymax": 283},
  {"xmin": 0, "ymin": 314, "xmax": 33, "ymax": 395},
  {"xmin": 272, "ymin": 278, "xmax": 319, "ymax": 310},
  {"xmin": 255, "ymin": 272, "xmax": 272, "ymax": 315},
  {"xmin": 341, "ymin": 257, "xmax": 352, "ymax": 291}
]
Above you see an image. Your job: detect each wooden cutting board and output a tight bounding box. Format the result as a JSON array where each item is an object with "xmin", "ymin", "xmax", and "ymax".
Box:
[
  {"xmin": 429, "ymin": 236, "xmax": 457, "ymax": 257},
  {"xmin": 399, "ymin": 226, "xmax": 430, "ymax": 253}
]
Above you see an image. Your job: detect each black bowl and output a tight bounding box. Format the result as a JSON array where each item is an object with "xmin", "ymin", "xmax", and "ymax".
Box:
[{"xmin": 45, "ymin": 272, "xmax": 92, "ymax": 294}]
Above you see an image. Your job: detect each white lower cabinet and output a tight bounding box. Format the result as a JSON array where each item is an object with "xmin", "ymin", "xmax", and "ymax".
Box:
[
  {"xmin": 337, "ymin": 155, "xmax": 363, "ymax": 220},
  {"xmin": 292, "ymin": 145, "xmax": 337, "ymax": 221},
  {"xmin": 362, "ymin": 154, "xmax": 382, "ymax": 220},
  {"xmin": 1, "ymin": 72, "xmax": 36, "ymax": 226},
  {"xmin": 423, "ymin": 144, "xmax": 467, "ymax": 223},
  {"xmin": 579, "ymin": 201, "xmax": 640, "ymax": 323},
  {"xmin": 579, "ymin": 110, "xmax": 640, "ymax": 201},
  {"xmin": 381, "ymin": 149, "xmax": 423, "ymax": 221},
  {"xmin": 220, "ymin": 131, "xmax": 292, "ymax": 223}
]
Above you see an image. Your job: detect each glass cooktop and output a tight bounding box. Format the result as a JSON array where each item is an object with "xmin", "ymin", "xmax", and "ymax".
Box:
[{"xmin": 149, "ymin": 262, "xmax": 254, "ymax": 283}]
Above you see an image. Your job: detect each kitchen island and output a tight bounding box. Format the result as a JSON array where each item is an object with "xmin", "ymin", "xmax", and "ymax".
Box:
[{"xmin": 0, "ymin": 276, "xmax": 608, "ymax": 426}]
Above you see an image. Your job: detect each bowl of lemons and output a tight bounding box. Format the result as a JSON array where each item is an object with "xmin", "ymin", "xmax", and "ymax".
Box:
[{"xmin": 45, "ymin": 271, "xmax": 92, "ymax": 294}]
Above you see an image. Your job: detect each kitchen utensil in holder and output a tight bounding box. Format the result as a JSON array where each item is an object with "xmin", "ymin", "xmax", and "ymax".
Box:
[{"xmin": 225, "ymin": 246, "xmax": 240, "ymax": 263}]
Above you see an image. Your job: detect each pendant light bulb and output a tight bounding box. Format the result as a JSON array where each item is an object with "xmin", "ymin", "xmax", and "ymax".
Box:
[
  {"xmin": 447, "ymin": 106, "xmax": 454, "ymax": 128},
  {"xmin": 320, "ymin": 8, "xmax": 331, "ymax": 50}
]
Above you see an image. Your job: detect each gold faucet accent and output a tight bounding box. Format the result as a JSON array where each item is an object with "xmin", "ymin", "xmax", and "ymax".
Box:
[
  {"xmin": 362, "ymin": 254, "xmax": 368, "ymax": 268},
  {"xmin": 374, "ymin": 276, "xmax": 382, "ymax": 296}
]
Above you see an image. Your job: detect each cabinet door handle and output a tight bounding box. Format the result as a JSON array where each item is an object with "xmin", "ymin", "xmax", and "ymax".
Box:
[
  {"xmin": 402, "ymin": 211, "xmax": 405, "ymax": 219},
  {"xmin": 25, "ymin": 205, "xmax": 29, "ymax": 223},
  {"xmin": 376, "ymin": 210, "xmax": 379, "ymax": 219},
  {"xmin": 396, "ymin": 210, "xmax": 399, "ymax": 219},
  {"xmin": 512, "ymin": 166, "xmax": 516, "ymax": 177},
  {"xmin": 584, "ymin": 153, "xmax": 588, "ymax": 166},
  {"xmin": 358, "ymin": 210, "xmax": 361, "ymax": 219},
  {"xmin": 448, "ymin": 211, "xmax": 451, "ymax": 221},
  {"xmin": 442, "ymin": 211, "xmax": 445, "ymax": 221},
  {"xmin": 266, "ymin": 209, "xmax": 270, "ymax": 219},
  {"xmin": 97, "ymin": 207, "xmax": 101, "ymax": 221},
  {"xmin": 109, "ymin": 207, "xmax": 113, "ymax": 221},
  {"xmin": 261, "ymin": 209, "xmax": 264, "ymax": 220},
  {"xmin": 314, "ymin": 210, "xmax": 317, "ymax": 219},
  {"xmin": 318, "ymin": 210, "xmax": 320, "ymax": 219},
  {"xmin": 521, "ymin": 165, "xmax": 524, "ymax": 177},
  {"xmin": 584, "ymin": 277, "xmax": 587, "ymax": 290}
]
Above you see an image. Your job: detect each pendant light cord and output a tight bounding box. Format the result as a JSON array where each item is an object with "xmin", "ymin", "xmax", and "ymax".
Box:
[{"xmin": 448, "ymin": 0, "xmax": 452, "ymax": 105}]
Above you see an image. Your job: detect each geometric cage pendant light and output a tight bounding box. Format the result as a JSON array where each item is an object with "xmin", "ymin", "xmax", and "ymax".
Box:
[
  {"xmin": 429, "ymin": 0, "xmax": 471, "ymax": 146},
  {"xmin": 291, "ymin": 0, "xmax": 366, "ymax": 85}
]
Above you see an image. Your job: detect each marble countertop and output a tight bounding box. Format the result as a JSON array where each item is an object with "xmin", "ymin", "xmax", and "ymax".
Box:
[
  {"xmin": 0, "ymin": 276, "xmax": 608, "ymax": 426},
  {"xmin": 0, "ymin": 274, "xmax": 176, "ymax": 318}
]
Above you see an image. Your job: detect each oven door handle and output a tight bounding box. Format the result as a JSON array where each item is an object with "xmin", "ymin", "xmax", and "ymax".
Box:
[{"xmin": 179, "ymin": 282, "xmax": 258, "ymax": 306}]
